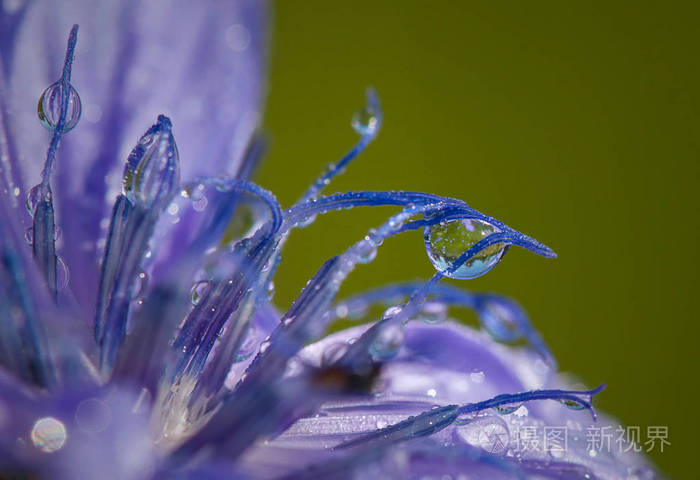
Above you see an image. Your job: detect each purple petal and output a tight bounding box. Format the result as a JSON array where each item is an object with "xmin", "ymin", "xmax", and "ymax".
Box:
[{"xmin": 2, "ymin": 0, "xmax": 267, "ymax": 315}]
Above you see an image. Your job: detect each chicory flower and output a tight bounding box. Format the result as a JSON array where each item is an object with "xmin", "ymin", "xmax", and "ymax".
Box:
[{"xmin": 0, "ymin": 1, "xmax": 662, "ymax": 479}]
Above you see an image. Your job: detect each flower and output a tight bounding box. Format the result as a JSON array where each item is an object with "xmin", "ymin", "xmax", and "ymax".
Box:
[{"xmin": 0, "ymin": 1, "xmax": 661, "ymax": 479}]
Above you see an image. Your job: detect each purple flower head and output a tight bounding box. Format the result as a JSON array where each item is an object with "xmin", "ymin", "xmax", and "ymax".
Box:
[{"xmin": 0, "ymin": 1, "xmax": 662, "ymax": 479}]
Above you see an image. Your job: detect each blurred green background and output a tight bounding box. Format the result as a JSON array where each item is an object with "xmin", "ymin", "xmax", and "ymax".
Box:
[{"xmin": 258, "ymin": 1, "xmax": 698, "ymax": 477}]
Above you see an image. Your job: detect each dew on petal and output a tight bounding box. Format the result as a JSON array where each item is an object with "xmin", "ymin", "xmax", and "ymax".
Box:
[{"xmin": 424, "ymin": 218, "xmax": 507, "ymax": 279}]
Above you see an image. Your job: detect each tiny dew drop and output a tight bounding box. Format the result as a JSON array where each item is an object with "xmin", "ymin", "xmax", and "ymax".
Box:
[
  {"xmin": 190, "ymin": 280, "xmax": 211, "ymax": 306},
  {"xmin": 351, "ymin": 106, "xmax": 378, "ymax": 136},
  {"xmin": 424, "ymin": 218, "xmax": 507, "ymax": 279},
  {"xmin": 37, "ymin": 81, "xmax": 82, "ymax": 133},
  {"xmin": 25, "ymin": 227, "xmax": 34, "ymax": 244},
  {"xmin": 493, "ymin": 402, "xmax": 522, "ymax": 415},
  {"xmin": 558, "ymin": 398, "xmax": 586, "ymax": 410}
]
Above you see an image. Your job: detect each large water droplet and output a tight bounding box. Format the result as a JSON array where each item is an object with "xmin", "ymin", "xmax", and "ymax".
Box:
[
  {"xmin": 31, "ymin": 417, "xmax": 67, "ymax": 453},
  {"xmin": 351, "ymin": 106, "xmax": 378, "ymax": 136},
  {"xmin": 37, "ymin": 81, "xmax": 82, "ymax": 133},
  {"xmin": 424, "ymin": 218, "xmax": 507, "ymax": 279},
  {"xmin": 369, "ymin": 323, "xmax": 404, "ymax": 360}
]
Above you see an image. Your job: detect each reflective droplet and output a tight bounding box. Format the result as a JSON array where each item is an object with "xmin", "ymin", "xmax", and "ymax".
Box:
[
  {"xmin": 351, "ymin": 106, "xmax": 378, "ymax": 136},
  {"xmin": 558, "ymin": 398, "xmax": 586, "ymax": 410},
  {"xmin": 266, "ymin": 281, "xmax": 275, "ymax": 300},
  {"xmin": 369, "ymin": 323, "xmax": 404, "ymax": 360},
  {"xmin": 25, "ymin": 227, "xmax": 33, "ymax": 244},
  {"xmin": 25, "ymin": 184, "xmax": 44, "ymax": 215},
  {"xmin": 420, "ymin": 301, "xmax": 447, "ymax": 324},
  {"xmin": 480, "ymin": 301, "xmax": 521, "ymax": 343},
  {"xmin": 31, "ymin": 417, "xmax": 67, "ymax": 453},
  {"xmin": 355, "ymin": 238, "xmax": 377, "ymax": 263},
  {"xmin": 424, "ymin": 218, "xmax": 507, "ymax": 279},
  {"xmin": 190, "ymin": 280, "xmax": 210, "ymax": 306},
  {"xmin": 321, "ymin": 342, "xmax": 348, "ymax": 366},
  {"xmin": 37, "ymin": 81, "xmax": 82, "ymax": 133},
  {"xmin": 493, "ymin": 402, "xmax": 522, "ymax": 415},
  {"xmin": 259, "ymin": 339, "xmax": 271, "ymax": 354}
]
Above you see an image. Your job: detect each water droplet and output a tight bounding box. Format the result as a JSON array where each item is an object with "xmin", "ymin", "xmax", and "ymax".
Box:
[
  {"xmin": 382, "ymin": 305, "xmax": 403, "ymax": 320},
  {"xmin": 37, "ymin": 81, "xmax": 82, "ymax": 133},
  {"xmin": 123, "ymin": 116, "xmax": 179, "ymax": 208},
  {"xmin": 426, "ymin": 388, "xmax": 437, "ymax": 398},
  {"xmin": 548, "ymin": 444, "xmax": 565, "ymax": 459},
  {"xmin": 420, "ymin": 301, "xmax": 447, "ymax": 324},
  {"xmin": 25, "ymin": 184, "xmax": 44, "ymax": 215},
  {"xmin": 351, "ymin": 106, "xmax": 378, "ymax": 136},
  {"xmin": 480, "ymin": 301, "xmax": 521, "ymax": 343},
  {"xmin": 235, "ymin": 328, "xmax": 259, "ymax": 362},
  {"xmin": 321, "ymin": 342, "xmax": 348, "ymax": 366},
  {"xmin": 424, "ymin": 218, "xmax": 507, "ymax": 279},
  {"xmin": 370, "ymin": 323, "xmax": 404, "ymax": 360},
  {"xmin": 31, "ymin": 417, "xmax": 67, "ymax": 453},
  {"xmin": 355, "ymin": 238, "xmax": 377, "ymax": 263},
  {"xmin": 25, "ymin": 227, "xmax": 33, "ymax": 244},
  {"xmin": 295, "ymin": 213, "xmax": 317, "ymax": 228},
  {"xmin": 493, "ymin": 402, "xmax": 522, "ymax": 415},
  {"xmin": 190, "ymin": 280, "xmax": 210, "ymax": 306},
  {"xmin": 265, "ymin": 280, "xmax": 275, "ymax": 301},
  {"xmin": 557, "ymin": 398, "xmax": 586, "ymax": 410},
  {"xmin": 335, "ymin": 304, "xmax": 349, "ymax": 319},
  {"xmin": 56, "ymin": 256, "xmax": 69, "ymax": 291},
  {"xmin": 376, "ymin": 419, "xmax": 388, "ymax": 429},
  {"xmin": 132, "ymin": 272, "xmax": 148, "ymax": 299},
  {"xmin": 259, "ymin": 339, "xmax": 271, "ymax": 354}
]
